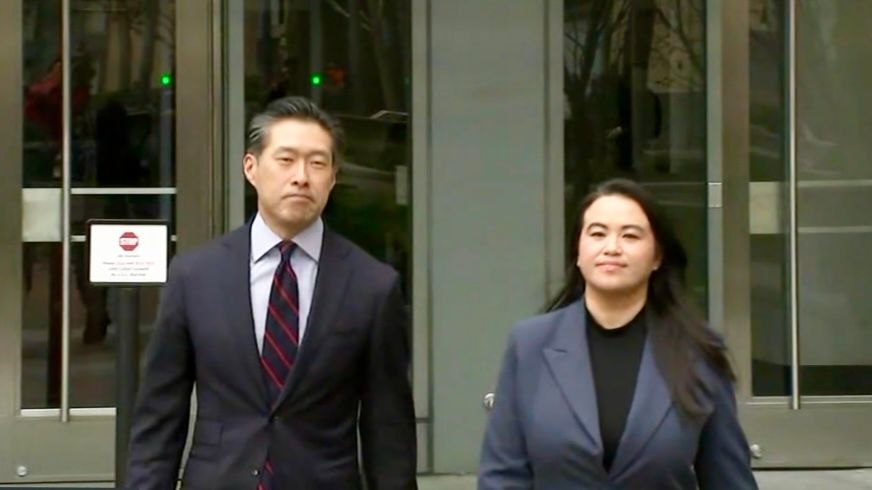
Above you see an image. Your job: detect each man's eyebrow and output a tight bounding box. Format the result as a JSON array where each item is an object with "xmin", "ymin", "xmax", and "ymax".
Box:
[{"xmin": 272, "ymin": 146, "xmax": 330, "ymax": 157}]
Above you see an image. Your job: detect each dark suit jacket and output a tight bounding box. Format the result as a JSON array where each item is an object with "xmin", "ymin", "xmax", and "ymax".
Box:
[
  {"xmin": 126, "ymin": 224, "xmax": 417, "ymax": 490},
  {"xmin": 478, "ymin": 300, "xmax": 758, "ymax": 489}
]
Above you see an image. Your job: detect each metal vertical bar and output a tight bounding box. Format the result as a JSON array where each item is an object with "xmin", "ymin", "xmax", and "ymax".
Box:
[
  {"xmin": 545, "ymin": 0, "xmax": 565, "ymax": 301},
  {"xmin": 115, "ymin": 287, "xmax": 140, "ymax": 488},
  {"xmin": 410, "ymin": 0, "xmax": 432, "ymax": 469},
  {"xmin": 348, "ymin": 0, "xmax": 362, "ymax": 113},
  {"xmin": 707, "ymin": 0, "xmax": 753, "ymax": 401},
  {"xmin": 310, "ymin": 0, "xmax": 322, "ymax": 103},
  {"xmin": 226, "ymin": 0, "xmax": 246, "ymax": 229},
  {"xmin": 0, "ymin": 0, "xmax": 25, "ymax": 429},
  {"xmin": 705, "ymin": 0, "xmax": 725, "ymax": 339},
  {"xmin": 787, "ymin": 0, "xmax": 801, "ymax": 411},
  {"xmin": 60, "ymin": 0, "xmax": 72, "ymax": 423},
  {"xmin": 211, "ymin": 0, "xmax": 225, "ymax": 235}
]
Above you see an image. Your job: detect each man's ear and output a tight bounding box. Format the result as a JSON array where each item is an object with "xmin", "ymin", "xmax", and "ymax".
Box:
[{"xmin": 242, "ymin": 153, "xmax": 257, "ymax": 186}]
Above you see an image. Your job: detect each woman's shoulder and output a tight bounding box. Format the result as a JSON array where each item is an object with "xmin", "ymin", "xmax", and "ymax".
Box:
[
  {"xmin": 506, "ymin": 300, "xmax": 583, "ymax": 351},
  {"xmin": 690, "ymin": 327, "xmax": 738, "ymax": 404}
]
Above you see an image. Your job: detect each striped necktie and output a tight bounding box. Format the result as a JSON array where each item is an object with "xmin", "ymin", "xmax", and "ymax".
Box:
[{"xmin": 258, "ymin": 240, "xmax": 300, "ymax": 489}]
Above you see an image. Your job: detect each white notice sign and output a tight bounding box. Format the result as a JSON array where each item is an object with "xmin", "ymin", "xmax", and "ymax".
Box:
[{"xmin": 88, "ymin": 222, "xmax": 168, "ymax": 284}]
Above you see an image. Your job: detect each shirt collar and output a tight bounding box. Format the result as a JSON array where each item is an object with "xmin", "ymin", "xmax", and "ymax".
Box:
[{"xmin": 250, "ymin": 213, "xmax": 324, "ymax": 264}]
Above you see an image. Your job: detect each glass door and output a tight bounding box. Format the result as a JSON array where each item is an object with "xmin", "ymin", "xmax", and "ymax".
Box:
[
  {"xmin": 742, "ymin": 0, "xmax": 872, "ymax": 466},
  {"xmin": 222, "ymin": 0, "xmax": 421, "ymax": 461},
  {"xmin": 0, "ymin": 0, "xmax": 213, "ymax": 483},
  {"xmin": 228, "ymin": 0, "xmax": 412, "ymax": 287},
  {"xmin": 221, "ymin": 0, "xmax": 421, "ymax": 467}
]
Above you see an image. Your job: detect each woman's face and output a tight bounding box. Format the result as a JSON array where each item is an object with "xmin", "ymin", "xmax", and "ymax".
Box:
[{"xmin": 576, "ymin": 194, "xmax": 662, "ymax": 297}]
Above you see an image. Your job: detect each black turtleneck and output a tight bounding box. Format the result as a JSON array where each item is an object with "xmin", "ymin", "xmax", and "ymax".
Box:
[{"xmin": 585, "ymin": 306, "xmax": 647, "ymax": 472}]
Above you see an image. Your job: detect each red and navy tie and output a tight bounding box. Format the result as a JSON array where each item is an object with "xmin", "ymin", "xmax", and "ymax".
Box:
[{"xmin": 258, "ymin": 241, "xmax": 300, "ymax": 489}]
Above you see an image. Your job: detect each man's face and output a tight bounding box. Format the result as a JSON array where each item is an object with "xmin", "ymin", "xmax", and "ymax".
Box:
[{"xmin": 243, "ymin": 118, "xmax": 336, "ymax": 235}]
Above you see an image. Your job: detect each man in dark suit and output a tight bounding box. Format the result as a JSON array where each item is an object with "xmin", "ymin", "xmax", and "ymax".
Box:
[{"xmin": 126, "ymin": 96, "xmax": 417, "ymax": 489}]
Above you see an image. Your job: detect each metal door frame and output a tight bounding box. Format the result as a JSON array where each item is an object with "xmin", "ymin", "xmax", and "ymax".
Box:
[
  {"xmin": 0, "ymin": 0, "xmax": 219, "ymax": 483},
  {"xmin": 0, "ymin": 0, "xmax": 25, "ymax": 478},
  {"xmin": 709, "ymin": 0, "xmax": 872, "ymax": 467}
]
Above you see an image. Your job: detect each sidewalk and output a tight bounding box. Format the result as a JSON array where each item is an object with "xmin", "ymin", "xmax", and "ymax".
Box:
[
  {"xmin": 417, "ymin": 469, "xmax": 872, "ymax": 489},
  {"xmin": 3, "ymin": 470, "xmax": 872, "ymax": 488}
]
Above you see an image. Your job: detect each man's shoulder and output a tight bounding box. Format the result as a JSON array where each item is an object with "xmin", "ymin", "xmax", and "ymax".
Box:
[
  {"xmin": 326, "ymin": 228, "xmax": 398, "ymax": 285},
  {"xmin": 168, "ymin": 225, "xmax": 246, "ymax": 275}
]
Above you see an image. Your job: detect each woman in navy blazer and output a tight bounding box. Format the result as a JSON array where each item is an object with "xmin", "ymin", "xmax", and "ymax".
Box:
[{"xmin": 479, "ymin": 179, "xmax": 758, "ymax": 489}]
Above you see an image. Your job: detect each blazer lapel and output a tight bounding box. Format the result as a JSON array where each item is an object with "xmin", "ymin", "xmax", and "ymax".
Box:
[
  {"xmin": 220, "ymin": 224, "xmax": 269, "ymax": 408},
  {"xmin": 271, "ymin": 228, "xmax": 352, "ymax": 412},
  {"xmin": 609, "ymin": 335, "xmax": 673, "ymax": 478},
  {"xmin": 542, "ymin": 301, "xmax": 603, "ymax": 455}
]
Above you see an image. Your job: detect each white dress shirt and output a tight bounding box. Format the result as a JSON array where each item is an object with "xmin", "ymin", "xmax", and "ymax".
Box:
[{"xmin": 249, "ymin": 213, "xmax": 323, "ymax": 354}]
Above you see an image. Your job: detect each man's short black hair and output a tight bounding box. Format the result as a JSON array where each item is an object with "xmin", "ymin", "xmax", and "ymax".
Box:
[{"xmin": 246, "ymin": 96, "xmax": 345, "ymax": 164}]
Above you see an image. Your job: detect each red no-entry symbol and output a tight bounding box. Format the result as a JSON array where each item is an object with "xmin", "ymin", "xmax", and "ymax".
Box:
[{"xmin": 119, "ymin": 231, "xmax": 139, "ymax": 251}]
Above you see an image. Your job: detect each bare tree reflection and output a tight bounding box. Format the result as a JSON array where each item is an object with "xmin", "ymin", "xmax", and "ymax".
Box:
[{"xmin": 563, "ymin": 0, "xmax": 708, "ymax": 303}]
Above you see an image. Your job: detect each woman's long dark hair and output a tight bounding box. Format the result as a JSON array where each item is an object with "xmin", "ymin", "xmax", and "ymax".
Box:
[{"xmin": 547, "ymin": 178, "xmax": 735, "ymax": 418}]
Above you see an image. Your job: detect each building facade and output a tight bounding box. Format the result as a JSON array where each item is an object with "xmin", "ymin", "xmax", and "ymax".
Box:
[{"xmin": 1, "ymin": 0, "xmax": 871, "ymax": 483}]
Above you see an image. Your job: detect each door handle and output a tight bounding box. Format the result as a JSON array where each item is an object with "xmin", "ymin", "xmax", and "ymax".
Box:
[{"xmin": 483, "ymin": 392, "xmax": 495, "ymax": 411}]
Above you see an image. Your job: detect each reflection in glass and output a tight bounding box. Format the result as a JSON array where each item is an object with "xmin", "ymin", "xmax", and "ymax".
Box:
[
  {"xmin": 241, "ymin": 0, "xmax": 412, "ymax": 295},
  {"xmin": 67, "ymin": 244, "xmax": 169, "ymax": 408},
  {"xmin": 749, "ymin": 0, "xmax": 790, "ymax": 396},
  {"xmin": 21, "ymin": 0, "xmax": 64, "ymax": 410},
  {"xmin": 21, "ymin": 243, "xmax": 63, "ymax": 409},
  {"xmin": 563, "ymin": 0, "xmax": 708, "ymax": 306},
  {"xmin": 749, "ymin": 0, "xmax": 872, "ymax": 396},
  {"xmin": 22, "ymin": 240, "xmax": 171, "ymax": 409},
  {"xmin": 19, "ymin": 0, "xmax": 176, "ymax": 408},
  {"xmin": 70, "ymin": 195, "xmax": 174, "ymax": 235},
  {"xmin": 796, "ymin": 0, "xmax": 872, "ymax": 395}
]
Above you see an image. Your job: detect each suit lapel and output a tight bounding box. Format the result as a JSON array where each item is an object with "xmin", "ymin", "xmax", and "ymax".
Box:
[
  {"xmin": 543, "ymin": 301, "xmax": 603, "ymax": 456},
  {"xmin": 271, "ymin": 228, "xmax": 352, "ymax": 412},
  {"xmin": 220, "ymin": 224, "xmax": 269, "ymax": 408},
  {"xmin": 609, "ymin": 335, "xmax": 674, "ymax": 478}
]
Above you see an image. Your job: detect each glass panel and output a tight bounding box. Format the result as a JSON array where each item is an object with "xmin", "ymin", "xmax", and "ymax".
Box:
[
  {"xmin": 19, "ymin": 0, "xmax": 176, "ymax": 409},
  {"xmin": 21, "ymin": 243, "xmax": 63, "ymax": 408},
  {"xmin": 68, "ymin": 243, "xmax": 172, "ymax": 407},
  {"xmin": 563, "ymin": 0, "xmax": 708, "ymax": 306},
  {"xmin": 21, "ymin": 1, "xmax": 62, "ymax": 409},
  {"xmin": 67, "ymin": 0, "xmax": 176, "ymax": 407},
  {"xmin": 71, "ymin": 195, "xmax": 175, "ymax": 235},
  {"xmin": 796, "ymin": 0, "xmax": 872, "ymax": 396},
  {"xmin": 240, "ymin": 0, "xmax": 412, "ymax": 295},
  {"xmin": 749, "ymin": 0, "xmax": 790, "ymax": 396}
]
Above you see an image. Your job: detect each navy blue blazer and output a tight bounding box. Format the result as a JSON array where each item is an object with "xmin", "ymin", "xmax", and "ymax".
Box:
[
  {"xmin": 478, "ymin": 301, "xmax": 757, "ymax": 489},
  {"xmin": 126, "ymin": 224, "xmax": 417, "ymax": 490}
]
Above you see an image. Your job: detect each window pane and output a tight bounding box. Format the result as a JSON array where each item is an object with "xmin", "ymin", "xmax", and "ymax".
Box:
[
  {"xmin": 749, "ymin": 0, "xmax": 790, "ymax": 396},
  {"xmin": 796, "ymin": 0, "xmax": 872, "ymax": 395},
  {"xmin": 563, "ymin": 0, "xmax": 708, "ymax": 306},
  {"xmin": 241, "ymin": 0, "xmax": 412, "ymax": 295},
  {"xmin": 17, "ymin": 0, "xmax": 177, "ymax": 409}
]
